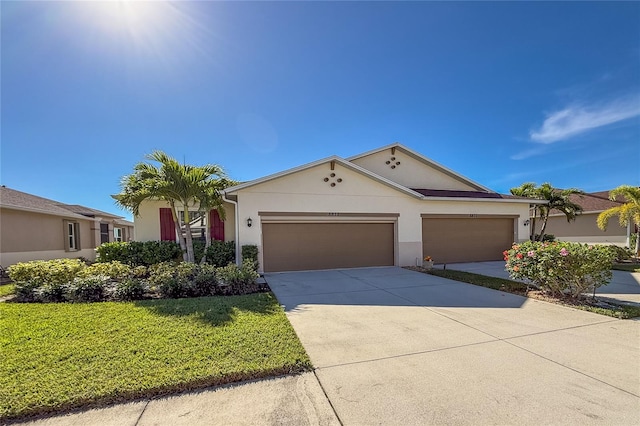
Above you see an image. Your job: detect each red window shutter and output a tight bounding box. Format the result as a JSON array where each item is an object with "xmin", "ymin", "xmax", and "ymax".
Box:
[
  {"xmin": 159, "ymin": 208, "xmax": 176, "ymax": 241},
  {"xmin": 210, "ymin": 210, "xmax": 225, "ymax": 241}
]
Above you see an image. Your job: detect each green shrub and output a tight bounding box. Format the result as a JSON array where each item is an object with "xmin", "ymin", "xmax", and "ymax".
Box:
[
  {"xmin": 68, "ymin": 275, "xmax": 110, "ymax": 303},
  {"xmin": 241, "ymin": 245, "xmax": 259, "ymax": 270},
  {"xmin": 504, "ymin": 241, "xmax": 615, "ymax": 298},
  {"xmin": 205, "ymin": 240, "xmax": 236, "ymax": 267},
  {"xmin": 78, "ymin": 261, "xmax": 132, "ymax": 281},
  {"xmin": 115, "ymin": 279, "xmax": 147, "ymax": 301},
  {"xmin": 14, "ymin": 282, "xmax": 41, "ymax": 302},
  {"xmin": 193, "ymin": 239, "xmax": 206, "ymax": 263},
  {"xmin": 190, "ymin": 264, "xmax": 218, "ymax": 297},
  {"xmin": 216, "ymin": 259, "xmax": 260, "ymax": 295},
  {"xmin": 96, "ymin": 241, "xmax": 182, "ymax": 266},
  {"xmin": 7, "ymin": 259, "xmax": 86, "ymax": 286},
  {"xmin": 94, "ymin": 242, "xmax": 129, "ymax": 263},
  {"xmin": 36, "ymin": 283, "xmax": 68, "ymax": 303},
  {"xmin": 607, "ymin": 245, "xmax": 633, "ymax": 262},
  {"xmin": 148, "ymin": 262, "xmax": 199, "ymax": 299},
  {"xmin": 132, "ymin": 266, "xmax": 148, "ymax": 278}
]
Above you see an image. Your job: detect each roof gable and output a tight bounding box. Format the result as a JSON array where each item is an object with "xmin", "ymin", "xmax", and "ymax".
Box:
[
  {"xmin": 224, "ymin": 144, "xmax": 536, "ymax": 204},
  {"xmin": 347, "ymin": 143, "xmax": 492, "ymax": 192}
]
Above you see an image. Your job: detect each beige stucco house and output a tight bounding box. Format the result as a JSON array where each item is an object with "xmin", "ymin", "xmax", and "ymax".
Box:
[
  {"xmin": 0, "ymin": 186, "xmax": 134, "ymax": 266},
  {"xmin": 532, "ymin": 191, "xmax": 631, "ymax": 246},
  {"xmin": 136, "ymin": 143, "xmax": 537, "ymax": 272}
]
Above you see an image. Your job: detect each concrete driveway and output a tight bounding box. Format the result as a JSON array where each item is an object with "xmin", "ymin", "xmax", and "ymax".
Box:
[
  {"xmin": 451, "ymin": 261, "xmax": 640, "ymax": 305},
  {"xmin": 267, "ymin": 267, "xmax": 640, "ymax": 425}
]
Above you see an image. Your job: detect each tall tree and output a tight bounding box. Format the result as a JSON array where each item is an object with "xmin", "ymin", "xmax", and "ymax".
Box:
[
  {"xmin": 510, "ymin": 182, "xmax": 584, "ymax": 241},
  {"xmin": 197, "ymin": 177, "xmax": 237, "ymax": 264},
  {"xmin": 597, "ymin": 185, "xmax": 640, "ymax": 256},
  {"xmin": 113, "ymin": 151, "xmax": 226, "ymax": 262}
]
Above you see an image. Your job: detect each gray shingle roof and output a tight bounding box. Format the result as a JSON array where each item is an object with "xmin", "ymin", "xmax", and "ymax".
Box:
[{"xmin": 0, "ymin": 186, "xmax": 124, "ymax": 220}]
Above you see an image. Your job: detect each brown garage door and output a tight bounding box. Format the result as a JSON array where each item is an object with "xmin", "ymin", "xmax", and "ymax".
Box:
[
  {"xmin": 262, "ymin": 222, "xmax": 394, "ymax": 272},
  {"xmin": 422, "ymin": 217, "xmax": 514, "ymax": 264}
]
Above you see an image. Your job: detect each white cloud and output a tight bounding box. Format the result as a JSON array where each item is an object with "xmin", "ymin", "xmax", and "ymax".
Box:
[
  {"xmin": 510, "ymin": 147, "xmax": 545, "ymax": 160},
  {"xmin": 530, "ymin": 96, "xmax": 640, "ymax": 144}
]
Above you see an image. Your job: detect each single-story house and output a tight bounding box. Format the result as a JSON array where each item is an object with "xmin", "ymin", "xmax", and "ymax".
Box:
[
  {"xmin": 0, "ymin": 186, "xmax": 134, "ymax": 266},
  {"xmin": 532, "ymin": 190, "xmax": 632, "ymax": 247},
  {"xmin": 136, "ymin": 143, "xmax": 540, "ymax": 272}
]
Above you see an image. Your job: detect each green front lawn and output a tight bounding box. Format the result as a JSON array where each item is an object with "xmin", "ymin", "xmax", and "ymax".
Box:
[
  {"xmin": 0, "ymin": 293, "xmax": 311, "ymax": 421},
  {"xmin": 0, "ymin": 284, "xmax": 15, "ymax": 297}
]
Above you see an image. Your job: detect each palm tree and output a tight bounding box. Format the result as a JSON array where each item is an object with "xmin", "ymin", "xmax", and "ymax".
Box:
[
  {"xmin": 597, "ymin": 185, "xmax": 640, "ymax": 256},
  {"xmin": 511, "ymin": 182, "xmax": 584, "ymax": 241},
  {"xmin": 114, "ymin": 151, "xmax": 226, "ymax": 263},
  {"xmin": 197, "ymin": 177, "xmax": 236, "ymax": 264}
]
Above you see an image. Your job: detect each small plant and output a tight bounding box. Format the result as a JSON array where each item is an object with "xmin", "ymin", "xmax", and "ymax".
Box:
[
  {"xmin": 8, "ymin": 259, "xmax": 86, "ymax": 286},
  {"xmin": 14, "ymin": 281, "xmax": 41, "ymax": 302},
  {"xmin": 241, "ymin": 245, "xmax": 259, "ymax": 270},
  {"xmin": 148, "ymin": 262, "xmax": 199, "ymax": 299},
  {"xmin": 36, "ymin": 282, "xmax": 69, "ymax": 303},
  {"xmin": 189, "ymin": 264, "xmax": 218, "ymax": 297},
  {"xmin": 115, "ymin": 279, "xmax": 147, "ymax": 301},
  {"xmin": 68, "ymin": 275, "xmax": 110, "ymax": 303},
  {"xmin": 216, "ymin": 259, "xmax": 259, "ymax": 295}
]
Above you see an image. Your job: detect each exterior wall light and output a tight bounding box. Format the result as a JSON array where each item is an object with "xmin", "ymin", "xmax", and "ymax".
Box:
[
  {"xmin": 523, "ymin": 219, "xmax": 530, "ymax": 226},
  {"xmin": 247, "ymin": 218, "xmax": 253, "ymax": 227}
]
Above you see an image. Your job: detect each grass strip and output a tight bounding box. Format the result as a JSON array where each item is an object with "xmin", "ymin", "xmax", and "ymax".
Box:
[
  {"xmin": 417, "ymin": 268, "xmax": 640, "ymax": 319},
  {"xmin": 0, "ymin": 293, "xmax": 311, "ymax": 421},
  {"xmin": 427, "ymin": 269, "xmax": 529, "ymax": 293},
  {"xmin": 0, "ymin": 284, "xmax": 15, "ymax": 297},
  {"xmin": 612, "ymin": 264, "xmax": 640, "ymax": 273}
]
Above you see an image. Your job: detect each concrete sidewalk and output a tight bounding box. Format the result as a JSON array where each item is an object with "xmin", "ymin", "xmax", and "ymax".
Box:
[
  {"xmin": 13, "ymin": 373, "xmax": 339, "ymax": 426},
  {"xmin": 449, "ymin": 260, "xmax": 640, "ymax": 305}
]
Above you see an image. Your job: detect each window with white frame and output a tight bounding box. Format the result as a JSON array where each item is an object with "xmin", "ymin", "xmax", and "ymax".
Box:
[
  {"xmin": 114, "ymin": 227, "xmax": 123, "ymax": 242},
  {"xmin": 65, "ymin": 221, "xmax": 80, "ymax": 251},
  {"xmin": 178, "ymin": 210, "xmax": 207, "ymax": 240}
]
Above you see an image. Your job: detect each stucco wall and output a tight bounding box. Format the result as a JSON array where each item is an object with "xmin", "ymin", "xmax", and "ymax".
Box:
[
  {"xmin": 351, "ymin": 149, "xmax": 477, "ymax": 190},
  {"xmin": 0, "ymin": 208, "xmax": 96, "ymax": 265},
  {"xmin": 534, "ymin": 213, "xmax": 628, "ymax": 246},
  {"xmin": 135, "ymin": 200, "xmax": 235, "ymax": 243},
  {"xmin": 233, "ymin": 161, "xmax": 530, "ymax": 270}
]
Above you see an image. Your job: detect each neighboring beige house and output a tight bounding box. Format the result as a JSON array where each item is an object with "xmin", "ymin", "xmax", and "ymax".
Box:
[
  {"xmin": 136, "ymin": 143, "xmax": 538, "ymax": 272},
  {"xmin": 532, "ymin": 191, "xmax": 631, "ymax": 246},
  {"xmin": 0, "ymin": 186, "xmax": 134, "ymax": 266}
]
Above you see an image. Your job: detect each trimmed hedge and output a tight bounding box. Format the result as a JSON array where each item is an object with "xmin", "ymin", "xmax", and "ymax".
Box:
[
  {"xmin": 205, "ymin": 240, "xmax": 236, "ymax": 267},
  {"xmin": 9, "ymin": 259, "xmax": 264, "ymax": 304},
  {"xmin": 96, "ymin": 241, "xmax": 182, "ymax": 266}
]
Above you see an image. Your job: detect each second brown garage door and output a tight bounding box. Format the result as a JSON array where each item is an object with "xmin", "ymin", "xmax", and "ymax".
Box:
[
  {"xmin": 422, "ymin": 217, "xmax": 515, "ymax": 264},
  {"xmin": 262, "ymin": 222, "xmax": 394, "ymax": 272}
]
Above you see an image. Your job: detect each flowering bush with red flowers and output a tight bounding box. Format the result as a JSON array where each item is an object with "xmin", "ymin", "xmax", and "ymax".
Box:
[{"xmin": 504, "ymin": 241, "xmax": 615, "ymax": 298}]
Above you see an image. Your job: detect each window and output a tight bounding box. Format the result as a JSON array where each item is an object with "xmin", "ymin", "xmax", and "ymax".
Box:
[
  {"xmin": 65, "ymin": 221, "xmax": 80, "ymax": 251},
  {"xmin": 114, "ymin": 227, "xmax": 123, "ymax": 242},
  {"xmin": 179, "ymin": 210, "xmax": 206, "ymax": 240},
  {"xmin": 100, "ymin": 223, "xmax": 110, "ymax": 244}
]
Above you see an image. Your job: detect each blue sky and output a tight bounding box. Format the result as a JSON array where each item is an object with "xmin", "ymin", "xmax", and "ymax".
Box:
[{"xmin": 2, "ymin": 1, "xmax": 639, "ymax": 220}]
